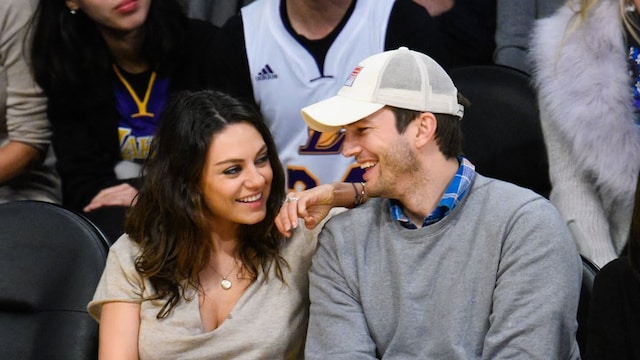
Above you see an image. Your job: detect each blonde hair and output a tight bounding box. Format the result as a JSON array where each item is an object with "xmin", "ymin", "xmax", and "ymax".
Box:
[
  {"xmin": 574, "ymin": 0, "xmax": 597, "ymax": 19},
  {"xmin": 621, "ymin": 0, "xmax": 640, "ymax": 44},
  {"xmin": 568, "ymin": 0, "xmax": 640, "ymax": 44}
]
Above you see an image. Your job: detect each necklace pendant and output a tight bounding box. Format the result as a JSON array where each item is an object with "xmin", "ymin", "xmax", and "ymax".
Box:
[{"xmin": 220, "ymin": 278, "xmax": 232, "ymax": 290}]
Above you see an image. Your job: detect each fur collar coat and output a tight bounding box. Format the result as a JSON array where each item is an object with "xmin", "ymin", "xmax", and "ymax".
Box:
[{"xmin": 531, "ymin": 0, "xmax": 640, "ymax": 265}]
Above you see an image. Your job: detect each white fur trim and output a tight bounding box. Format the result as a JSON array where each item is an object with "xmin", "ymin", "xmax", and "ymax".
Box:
[{"xmin": 531, "ymin": 0, "xmax": 640, "ymax": 200}]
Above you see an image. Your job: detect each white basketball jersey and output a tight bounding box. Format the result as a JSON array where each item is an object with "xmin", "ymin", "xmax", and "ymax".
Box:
[{"xmin": 242, "ymin": 0, "xmax": 395, "ymax": 191}]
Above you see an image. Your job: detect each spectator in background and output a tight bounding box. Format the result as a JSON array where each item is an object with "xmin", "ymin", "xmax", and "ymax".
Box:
[
  {"xmin": 213, "ymin": 0, "xmax": 450, "ymax": 193},
  {"xmin": 0, "ymin": 0, "xmax": 60, "ymax": 204},
  {"xmin": 587, "ymin": 171, "xmax": 640, "ymax": 359},
  {"xmin": 182, "ymin": 0, "xmax": 453, "ymax": 28},
  {"xmin": 494, "ymin": 0, "xmax": 564, "ymax": 74},
  {"xmin": 300, "ymin": 47, "xmax": 582, "ymax": 359},
  {"xmin": 436, "ymin": 0, "xmax": 497, "ymax": 68},
  {"xmin": 89, "ymin": 90, "xmax": 352, "ymax": 359},
  {"xmin": 30, "ymin": 0, "xmax": 219, "ymax": 241},
  {"xmin": 531, "ymin": 0, "xmax": 640, "ymax": 267}
]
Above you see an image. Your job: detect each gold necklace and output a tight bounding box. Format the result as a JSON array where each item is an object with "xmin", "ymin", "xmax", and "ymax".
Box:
[{"xmin": 210, "ymin": 258, "xmax": 237, "ymax": 290}]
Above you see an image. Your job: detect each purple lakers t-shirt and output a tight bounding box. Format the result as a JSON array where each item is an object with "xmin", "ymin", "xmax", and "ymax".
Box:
[{"xmin": 113, "ymin": 65, "xmax": 170, "ymax": 164}]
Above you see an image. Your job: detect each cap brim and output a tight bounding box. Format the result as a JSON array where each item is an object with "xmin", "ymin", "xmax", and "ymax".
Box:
[{"xmin": 301, "ymin": 95, "xmax": 385, "ymax": 132}]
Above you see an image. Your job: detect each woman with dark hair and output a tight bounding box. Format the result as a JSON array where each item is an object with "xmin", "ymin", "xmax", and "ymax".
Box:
[
  {"xmin": 88, "ymin": 90, "xmax": 350, "ymax": 359},
  {"xmin": 30, "ymin": 0, "xmax": 219, "ymax": 241},
  {"xmin": 587, "ymin": 172, "xmax": 640, "ymax": 359}
]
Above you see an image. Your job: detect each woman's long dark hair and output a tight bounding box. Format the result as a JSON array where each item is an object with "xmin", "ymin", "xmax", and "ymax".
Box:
[
  {"xmin": 30, "ymin": 0, "xmax": 187, "ymax": 102},
  {"xmin": 629, "ymin": 171, "xmax": 640, "ymax": 281},
  {"xmin": 125, "ymin": 90, "xmax": 287, "ymax": 318}
]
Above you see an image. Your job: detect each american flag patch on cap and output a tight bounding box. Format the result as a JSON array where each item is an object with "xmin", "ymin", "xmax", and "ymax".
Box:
[{"xmin": 344, "ymin": 66, "xmax": 362, "ymax": 87}]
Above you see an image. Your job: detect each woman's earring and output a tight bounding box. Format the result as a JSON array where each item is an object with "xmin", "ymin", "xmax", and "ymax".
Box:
[{"xmin": 70, "ymin": 9, "xmax": 77, "ymax": 15}]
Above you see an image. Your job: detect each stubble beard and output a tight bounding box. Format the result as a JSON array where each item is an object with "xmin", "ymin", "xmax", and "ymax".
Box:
[{"xmin": 367, "ymin": 137, "xmax": 420, "ymax": 199}]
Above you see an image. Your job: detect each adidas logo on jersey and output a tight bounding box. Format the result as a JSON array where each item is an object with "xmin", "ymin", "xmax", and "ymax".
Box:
[{"xmin": 255, "ymin": 64, "xmax": 278, "ymax": 81}]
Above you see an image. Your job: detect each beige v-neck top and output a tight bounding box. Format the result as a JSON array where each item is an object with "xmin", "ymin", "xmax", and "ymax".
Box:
[{"xmin": 88, "ymin": 210, "xmax": 342, "ymax": 359}]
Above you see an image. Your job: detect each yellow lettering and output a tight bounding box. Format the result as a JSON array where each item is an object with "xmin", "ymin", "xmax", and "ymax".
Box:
[{"xmin": 121, "ymin": 137, "xmax": 138, "ymax": 161}]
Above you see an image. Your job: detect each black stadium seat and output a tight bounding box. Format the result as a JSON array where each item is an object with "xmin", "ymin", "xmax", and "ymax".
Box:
[
  {"xmin": 450, "ymin": 64, "xmax": 551, "ymax": 198},
  {"xmin": 0, "ymin": 200, "xmax": 109, "ymax": 360}
]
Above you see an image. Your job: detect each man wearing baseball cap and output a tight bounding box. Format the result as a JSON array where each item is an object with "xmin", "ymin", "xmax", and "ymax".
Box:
[{"xmin": 301, "ymin": 47, "xmax": 582, "ymax": 359}]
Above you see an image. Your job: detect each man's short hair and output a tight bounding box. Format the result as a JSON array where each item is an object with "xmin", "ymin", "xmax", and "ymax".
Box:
[{"xmin": 389, "ymin": 106, "xmax": 463, "ymax": 159}]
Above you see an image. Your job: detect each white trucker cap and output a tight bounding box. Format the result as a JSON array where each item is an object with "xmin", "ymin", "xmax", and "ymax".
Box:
[{"xmin": 301, "ymin": 47, "xmax": 464, "ymax": 132}]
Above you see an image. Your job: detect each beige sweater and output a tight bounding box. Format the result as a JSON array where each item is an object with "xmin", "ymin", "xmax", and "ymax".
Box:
[
  {"xmin": 89, "ymin": 209, "xmax": 345, "ymax": 359},
  {"xmin": 0, "ymin": 0, "xmax": 60, "ymax": 203}
]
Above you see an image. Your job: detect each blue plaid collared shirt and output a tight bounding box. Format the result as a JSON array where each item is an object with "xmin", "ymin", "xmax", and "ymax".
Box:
[{"xmin": 390, "ymin": 157, "xmax": 476, "ymax": 229}]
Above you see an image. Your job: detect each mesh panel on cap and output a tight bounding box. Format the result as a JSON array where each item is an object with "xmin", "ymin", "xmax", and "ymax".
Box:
[
  {"xmin": 378, "ymin": 51, "xmax": 422, "ymax": 92},
  {"xmin": 426, "ymin": 58, "xmax": 455, "ymax": 97},
  {"xmin": 376, "ymin": 48, "xmax": 460, "ymax": 115}
]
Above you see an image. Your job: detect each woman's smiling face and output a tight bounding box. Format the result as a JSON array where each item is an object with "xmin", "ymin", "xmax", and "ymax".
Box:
[{"xmin": 199, "ymin": 122, "xmax": 273, "ymax": 231}]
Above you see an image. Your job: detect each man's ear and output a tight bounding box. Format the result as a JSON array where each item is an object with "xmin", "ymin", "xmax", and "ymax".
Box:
[{"xmin": 414, "ymin": 112, "xmax": 437, "ymax": 149}]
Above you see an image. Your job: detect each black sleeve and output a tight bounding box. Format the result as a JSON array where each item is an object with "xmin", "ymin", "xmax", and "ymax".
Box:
[
  {"xmin": 586, "ymin": 258, "xmax": 638, "ymax": 360},
  {"xmin": 48, "ymin": 100, "xmax": 123, "ymax": 211},
  {"xmin": 434, "ymin": 0, "xmax": 497, "ymax": 68},
  {"xmin": 171, "ymin": 19, "xmax": 220, "ymax": 91},
  {"xmin": 210, "ymin": 14, "xmax": 256, "ymax": 106},
  {"xmin": 385, "ymin": 0, "xmax": 450, "ymax": 70}
]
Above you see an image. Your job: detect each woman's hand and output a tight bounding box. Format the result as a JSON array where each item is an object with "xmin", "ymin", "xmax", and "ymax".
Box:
[
  {"xmin": 275, "ymin": 184, "xmax": 336, "ymax": 237},
  {"xmin": 83, "ymin": 183, "xmax": 138, "ymax": 213},
  {"xmin": 275, "ymin": 182, "xmax": 367, "ymax": 237}
]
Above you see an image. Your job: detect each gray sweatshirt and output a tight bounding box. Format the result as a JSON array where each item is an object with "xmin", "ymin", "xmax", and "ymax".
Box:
[{"xmin": 306, "ymin": 175, "xmax": 582, "ymax": 359}]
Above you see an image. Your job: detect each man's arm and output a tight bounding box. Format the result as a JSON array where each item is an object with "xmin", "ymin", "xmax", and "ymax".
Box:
[
  {"xmin": 306, "ymin": 225, "xmax": 378, "ymax": 359},
  {"xmin": 483, "ymin": 198, "xmax": 582, "ymax": 359}
]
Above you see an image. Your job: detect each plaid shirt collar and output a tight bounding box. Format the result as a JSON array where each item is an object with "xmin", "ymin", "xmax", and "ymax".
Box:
[{"xmin": 390, "ymin": 157, "xmax": 476, "ymax": 229}]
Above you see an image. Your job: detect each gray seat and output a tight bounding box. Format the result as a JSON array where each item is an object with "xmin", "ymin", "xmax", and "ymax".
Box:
[{"xmin": 0, "ymin": 200, "xmax": 109, "ymax": 360}]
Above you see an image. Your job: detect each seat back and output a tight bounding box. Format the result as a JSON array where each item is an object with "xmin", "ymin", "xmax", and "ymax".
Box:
[
  {"xmin": 576, "ymin": 255, "xmax": 599, "ymax": 357},
  {"xmin": 0, "ymin": 201, "xmax": 109, "ymax": 360},
  {"xmin": 449, "ymin": 65, "xmax": 551, "ymax": 198}
]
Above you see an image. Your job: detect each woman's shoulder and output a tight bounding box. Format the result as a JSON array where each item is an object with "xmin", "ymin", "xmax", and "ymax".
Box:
[{"xmin": 109, "ymin": 234, "xmax": 142, "ymax": 260}]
